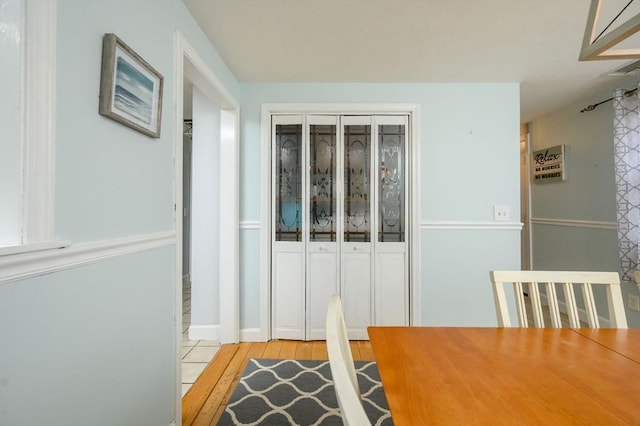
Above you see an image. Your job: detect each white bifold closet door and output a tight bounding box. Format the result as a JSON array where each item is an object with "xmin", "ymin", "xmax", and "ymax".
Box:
[
  {"xmin": 272, "ymin": 114, "xmax": 408, "ymax": 341},
  {"xmin": 306, "ymin": 115, "xmax": 340, "ymax": 340},
  {"xmin": 341, "ymin": 116, "xmax": 373, "ymax": 340},
  {"xmin": 271, "ymin": 115, "xmax": 306, "ymax": 340}
]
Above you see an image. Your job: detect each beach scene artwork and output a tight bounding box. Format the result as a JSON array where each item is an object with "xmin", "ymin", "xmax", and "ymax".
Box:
[
  {"xmin": 113, "ymin": 49, "xmax": 156, "ymax": 127},
  {"xmin": 99, "ymin": 34, "xmax": 163, "ymax": 137}
]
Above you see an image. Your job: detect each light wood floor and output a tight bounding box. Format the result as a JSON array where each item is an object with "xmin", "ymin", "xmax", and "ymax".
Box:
[{"xmin": 182, "ymin": 340, "xmax": 375, "ymax": 426}]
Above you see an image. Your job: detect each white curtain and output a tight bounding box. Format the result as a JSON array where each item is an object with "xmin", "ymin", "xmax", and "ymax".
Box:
[{"xmin": 612, "ymin": 83, "xmax": 640, "ymax": 284}]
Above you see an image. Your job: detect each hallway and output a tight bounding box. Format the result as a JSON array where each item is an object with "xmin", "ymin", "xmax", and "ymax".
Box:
[{"xmin": 181, "ymin": 280, "xmax": 220, "ymax": 396}]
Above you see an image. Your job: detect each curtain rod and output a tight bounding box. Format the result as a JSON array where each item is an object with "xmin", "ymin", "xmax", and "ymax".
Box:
[{"xmin": 580, "ymin": 87, "xmax": 638, "ymax": 113}]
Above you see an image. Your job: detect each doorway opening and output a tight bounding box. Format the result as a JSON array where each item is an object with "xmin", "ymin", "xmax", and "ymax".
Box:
[{"xmin": 174, "ymin": 32, "xmax": 239, "ymax": 425}]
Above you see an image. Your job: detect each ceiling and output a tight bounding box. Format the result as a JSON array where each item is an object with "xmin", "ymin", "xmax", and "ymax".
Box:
[{"xmin": 183, "ymin": 0, "xmax": 639, "ymax": 123}]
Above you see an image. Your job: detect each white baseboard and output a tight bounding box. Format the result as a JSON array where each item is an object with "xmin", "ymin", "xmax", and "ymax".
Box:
[
  {"xmin": 189, "ymin": 326, "xmax": 266, "ymax": 343},
  {"xmin": 240, "ymin": 327, "xmax": 266, "ymax": 342},
  {"xmin": 188, "ymin": 324, "xmax": 220, "ymax": 341}
]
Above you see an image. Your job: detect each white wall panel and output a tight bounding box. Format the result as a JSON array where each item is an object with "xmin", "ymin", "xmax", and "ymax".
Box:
[
  {"xmin": 307, "ymin": 246, "xmax": 339, "ymax": 340},
  {"xmin": 375, "ymin": 247, "xmax": 407, "ymax": 325},
  {"xmin": 342, "ymin": 245, "xmax": 372, "ymax": 339},
  {"xmin": 272, "ymin": 250, "xmax": 305, "ymax": 339}
]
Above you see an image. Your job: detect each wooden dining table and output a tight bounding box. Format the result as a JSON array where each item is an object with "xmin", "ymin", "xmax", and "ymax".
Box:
[{"xmin": 368, "ymin": 327, "xmax": 640, "ymax": 425}]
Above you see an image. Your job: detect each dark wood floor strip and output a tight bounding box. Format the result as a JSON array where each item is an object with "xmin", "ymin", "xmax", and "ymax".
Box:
[
  {"xmin": 191, "ymin": 343, "xmax": 253, "ymax": 426},
  {"xmin": 182, "ymin": 344, "xmax": 238, "ymax": 426}
]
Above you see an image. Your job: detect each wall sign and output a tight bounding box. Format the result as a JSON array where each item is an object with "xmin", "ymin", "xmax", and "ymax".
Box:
[{"xmin": 532, "ymin": 145, "xmax": 566, "ymax": 183}]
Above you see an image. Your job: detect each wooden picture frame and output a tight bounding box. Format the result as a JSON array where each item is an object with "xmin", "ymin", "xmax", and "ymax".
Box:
[{"xmin": 99, "ymin": 33, "xmax": 163, "ymax": 138}]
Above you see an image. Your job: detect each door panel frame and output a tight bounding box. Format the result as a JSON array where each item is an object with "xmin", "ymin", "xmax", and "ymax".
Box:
[{"xmin": 260, "ymin": 104, "xmax": 421, "ymax": 341}]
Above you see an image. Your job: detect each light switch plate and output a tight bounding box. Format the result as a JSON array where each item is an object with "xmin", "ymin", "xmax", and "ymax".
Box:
[{"xmin": 494, "ymin": 205, "xmax": 510, "ymax": 221}]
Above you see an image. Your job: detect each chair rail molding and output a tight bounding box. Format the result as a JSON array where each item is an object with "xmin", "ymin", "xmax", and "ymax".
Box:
[
  {"xmin": 531, "ymin": 217, "xmax": 617, "ymax": 230},
  {"xmin": 421, "ymin": 221, "xmax": 523, "ymax": 230},
  {"xmin": 239, "ymin": 221, "xmax": 260, "ymax": 230},
  {"xmin": 0, "ymin": 231, "xmax": 176, "ymax": 284}
]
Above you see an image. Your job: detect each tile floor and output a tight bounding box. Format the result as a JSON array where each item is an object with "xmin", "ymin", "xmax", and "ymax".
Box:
[{"xmin": 182, "ymin": 280, "xmax": 220, "ymax": 397}]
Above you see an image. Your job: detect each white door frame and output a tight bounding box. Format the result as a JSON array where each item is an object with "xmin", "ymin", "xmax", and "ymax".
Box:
[
  {"xmin": 520, "ymin": 133, "xmax": 532, "ymax": 270},
  {"xmin": 174, "ymin": 31, "xmax": 240, "ymax": 425},
  {"xmin": 259, "ymin": 103, "xmax": 421, "ymax": 341}
]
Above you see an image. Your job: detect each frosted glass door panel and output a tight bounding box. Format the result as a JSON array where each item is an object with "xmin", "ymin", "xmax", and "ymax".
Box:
[
  {"xmin": 309, "ymin": 124, "xmax": 336, "ymax": 242},
  {"xmin": 378, "ymin": 124, "xmax": 405, "ymax": 242},
  {"xmin": 344, "ymin": 124, "xmax": 371, "ymax": 243},
  {"xmin": 275, "ymin": 124, "xmax": 302, "ymax": 241}
]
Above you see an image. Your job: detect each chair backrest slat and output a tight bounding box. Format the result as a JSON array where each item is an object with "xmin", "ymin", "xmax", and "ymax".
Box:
[
  {"xmin": 528, "ymin": 280, "xmax": 544, "ymax": 327},
  {"xmin": 514, "ymin": 281, "xmax": 528, "ymax": 327},
  {"xmin": 605, "ymin": 279, "xmax": 628, "ymax": 329},
  {"xmin": 561, "ymin": 282, "xmax": 581, "ymax": 328},
  {"xmin": 489, "ymin": 271, "xmax": 627, "ymax": 329},
  {"xmin": 581, "ymin": 283, "xmax": 599, "ymax": 327},
  {"xmin": 326, "ymin": 295, "xmax": 371, "ymax": 426},
  {"xmin": 544, "ymin": 282, "xmax": 561, "ymax": 328}
]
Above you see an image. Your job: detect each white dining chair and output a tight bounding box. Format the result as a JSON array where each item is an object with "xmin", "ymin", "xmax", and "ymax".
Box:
[
  {"xmin": 326, "ymin": 294, "xmax": 371, "ymax": 426},
  {"xmin": 490, "ymin": 270, "xmax": 627, "ymax": 329}
]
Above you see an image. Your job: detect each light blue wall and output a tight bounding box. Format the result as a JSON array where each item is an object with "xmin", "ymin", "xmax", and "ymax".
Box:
[
  {"xmin": 0, "ymin": 1, "xmax": 241, "ymax": 425},
  {"xmin": 0, "ymin": 248, "xmax": 175, "ymax": 426},
  {"xmin": 422, "ymin": 230, "xmax": 520, "ymax": 325},
  {"xmin": 239, "ymin": 82, "xmax": 521, "ymax": 328},
  {"xmin": 56, "ymin": 0, "xmax": 240, "ymax": 243},
  {"xmin": 529, "ymin": 76, "xmax": 640, "ymax": 328}
]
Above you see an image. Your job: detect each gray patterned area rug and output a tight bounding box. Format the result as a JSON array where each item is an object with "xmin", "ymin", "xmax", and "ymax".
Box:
[{"xmin": 217, "ymin": 358, "xmax": 393, "ymax": 426}]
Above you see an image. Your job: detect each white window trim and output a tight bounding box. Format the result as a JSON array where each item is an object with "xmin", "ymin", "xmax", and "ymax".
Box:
[
  {"xmin": 23, "ymin": 0, "xmax": 57, "ymax": 243},
  {"xmin": 1, "ymin": 0, "xmax": 59, "ymax": 256}
]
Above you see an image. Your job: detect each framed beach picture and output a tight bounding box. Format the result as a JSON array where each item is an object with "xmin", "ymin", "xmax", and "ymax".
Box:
[{"xmin": 99, "ymin": 33, "xmax": 163, "ymax": 138}]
